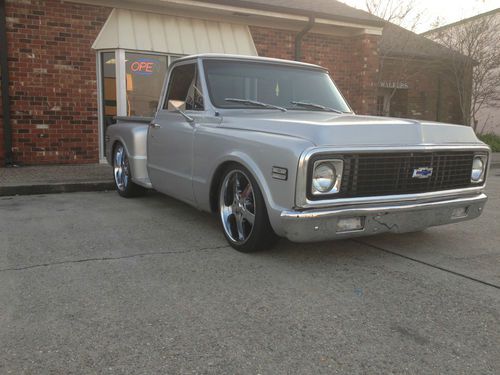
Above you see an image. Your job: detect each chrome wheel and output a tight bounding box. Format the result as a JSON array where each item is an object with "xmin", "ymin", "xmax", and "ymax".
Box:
[
  {"xmin": 219, "ymin": 170, "xmax": 256, "ymax": 244},
  {"xmin": 113, "ymin": 144, "xmax": 129, "ymax": 191}
]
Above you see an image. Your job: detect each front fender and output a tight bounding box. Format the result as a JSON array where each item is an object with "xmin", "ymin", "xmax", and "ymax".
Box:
[
  {"xmin": 207, "ymin": 150, "xmax": 277, "ymax": 208},
  {"xmin": 192, "ymin": 126, "xmax": 314, "ymax": 236}
]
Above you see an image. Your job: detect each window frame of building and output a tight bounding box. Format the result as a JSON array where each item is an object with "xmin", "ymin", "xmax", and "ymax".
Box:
[{"xmin": 96, "ymin": 49, "xmax": 182, "ymax": 160}]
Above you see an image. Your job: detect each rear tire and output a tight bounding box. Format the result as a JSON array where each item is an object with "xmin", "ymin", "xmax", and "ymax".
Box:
[
  {"xmin": 218, "ymin": 164, "xmax": 277, "ymax": 252},
  {"xmin": 112, "ymin": 143, "xmax": 145, "ymax": 198}
]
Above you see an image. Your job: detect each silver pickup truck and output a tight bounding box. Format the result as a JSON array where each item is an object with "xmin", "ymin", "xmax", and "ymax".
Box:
[{"xmin": 106, "ymin": 54, "xmax": 490, "ymax": 252}]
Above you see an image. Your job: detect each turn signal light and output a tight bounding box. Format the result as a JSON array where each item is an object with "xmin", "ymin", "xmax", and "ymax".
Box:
[
  {"xmin": 451, "ymin": 207, "xmax": 468, "ymax": 219},
  {"xmin": 336, "ymin": 217, "xmax": 364, "ymax": 233}
]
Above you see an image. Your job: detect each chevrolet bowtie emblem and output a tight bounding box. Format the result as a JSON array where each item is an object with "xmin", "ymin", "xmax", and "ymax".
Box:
[{"xmin": 412, "ymin": 167, "xmax": 433, "ymax": 179}]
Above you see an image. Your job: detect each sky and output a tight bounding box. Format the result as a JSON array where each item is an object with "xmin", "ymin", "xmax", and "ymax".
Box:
[{"xmin": 338, "ymin": 0, "xmax": 500, "ymax": 33}]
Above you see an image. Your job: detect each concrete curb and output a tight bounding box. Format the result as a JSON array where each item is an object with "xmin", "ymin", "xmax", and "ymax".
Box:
[{"xmin": 0, "ymin": 181, "xmax": 115, "ymax": 197}]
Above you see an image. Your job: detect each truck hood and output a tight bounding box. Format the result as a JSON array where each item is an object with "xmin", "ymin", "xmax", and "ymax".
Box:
[{"xmin": 220, "ymin": 111, "xmax": 482, "ymax": 146}]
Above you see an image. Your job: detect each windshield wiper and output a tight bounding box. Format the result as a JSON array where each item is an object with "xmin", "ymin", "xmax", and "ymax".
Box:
[
  {"xmin": 290, "ymin": 101, "xmax": 343, "ymax": 114},
  {"xmin": 225, "ymin": 98, "xmax": 287, "ymax": 112}
]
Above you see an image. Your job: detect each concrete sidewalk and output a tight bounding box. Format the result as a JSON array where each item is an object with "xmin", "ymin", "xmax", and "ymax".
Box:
[{"xmin": 0, "ymin": 164, "xmax": 114, "ymax": 196}]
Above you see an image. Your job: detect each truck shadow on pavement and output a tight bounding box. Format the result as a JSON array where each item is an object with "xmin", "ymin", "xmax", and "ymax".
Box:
[
  {"xmin": 141, "ymin": 190, "xmax": 445, "ymax": 263},
  {"xmin": 138, "ymin": 184, "xmax": 496, "ymax": 273}
]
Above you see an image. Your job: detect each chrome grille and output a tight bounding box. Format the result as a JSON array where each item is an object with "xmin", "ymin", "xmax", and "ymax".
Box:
[
  {"xmin": 307, "ymin": 151, "xmax": 480, "ymax": 200},
  {"xmin": 340, "ymin": 151, "xmax": 476, "ymax": 197}
]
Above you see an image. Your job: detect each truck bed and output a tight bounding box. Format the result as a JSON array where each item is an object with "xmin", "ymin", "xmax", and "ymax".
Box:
[{"xmin": 105, "ymin": 116, "xmax": 153, "ymax": 188}]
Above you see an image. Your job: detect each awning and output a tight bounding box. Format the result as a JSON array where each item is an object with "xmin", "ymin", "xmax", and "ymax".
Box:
[{"xmin": 92, "ymin": 8, "xmax": 257, "ymax": 56}]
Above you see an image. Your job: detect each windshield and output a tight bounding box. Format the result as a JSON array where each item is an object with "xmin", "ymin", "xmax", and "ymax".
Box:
[{"xmin": 203, "ymin": 60, "xmax": 352, "ymax": 113}]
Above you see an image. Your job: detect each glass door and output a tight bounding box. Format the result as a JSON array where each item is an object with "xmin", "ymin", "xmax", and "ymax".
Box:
[{"xmin": 99, "ymin": 51, "xmax": 117, "ymax": 157}]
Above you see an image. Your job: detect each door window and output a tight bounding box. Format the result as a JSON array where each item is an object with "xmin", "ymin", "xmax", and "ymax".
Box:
[{"xmin": 164, "ymin": 64, "xmax": 204, "ymax": 111}]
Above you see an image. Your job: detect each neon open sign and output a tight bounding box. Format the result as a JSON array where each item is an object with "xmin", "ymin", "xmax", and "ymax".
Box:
[{"xmin": 129, "ymin": 58, "xmax": 158, "ymax": 76}]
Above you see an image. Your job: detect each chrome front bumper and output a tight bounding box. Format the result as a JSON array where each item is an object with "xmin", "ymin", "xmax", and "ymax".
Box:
[{"xmin": 280, "ymin": 193, "xmax": 487, "ymax": 242}]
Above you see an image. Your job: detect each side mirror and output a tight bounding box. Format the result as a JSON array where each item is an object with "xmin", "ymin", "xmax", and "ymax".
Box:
[
  {"xmin": 167, "ymin": 100, "xmax": 194, "ymax": 123},
  {"xmin": 167, "ymin": 100, "xmax": 186, "ymax": 111}
]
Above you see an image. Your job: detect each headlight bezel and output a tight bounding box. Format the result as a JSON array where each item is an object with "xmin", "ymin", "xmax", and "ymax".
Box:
[
  {"xmin": 309, "ymin": 159, "xmax": 344, "ymax": 197},
  {"xmin": 471, "ymin": 154, "xmax": 488, "ymax": 183}
]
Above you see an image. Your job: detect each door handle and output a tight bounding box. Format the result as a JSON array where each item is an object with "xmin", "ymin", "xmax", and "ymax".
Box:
[{"xmin": 150, "ymin": 122, "xmax": 161, "ymax": 129}]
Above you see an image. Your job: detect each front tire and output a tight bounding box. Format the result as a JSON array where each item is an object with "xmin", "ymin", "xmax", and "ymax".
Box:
[
  {"xmin": 218, "ymin": 165, "xmax": 277, "ymax": 252},
  {"xmin": 113, "ymin": 143, "xmax": 145, "ymax": 198}
]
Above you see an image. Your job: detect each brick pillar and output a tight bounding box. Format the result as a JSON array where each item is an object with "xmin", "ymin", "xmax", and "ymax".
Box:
[
  {"xmin": 0, "ymin": 90, "xmax": 4, "ymax": 165},
  {"xmin": 349, "ymin": 34, "xmax": 380, "ymax": 115}
]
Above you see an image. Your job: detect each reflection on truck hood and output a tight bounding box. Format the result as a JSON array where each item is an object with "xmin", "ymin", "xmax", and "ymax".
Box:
[{"xmin": 220, "ymin": 111, "xmax": 481, "ymax": 146}]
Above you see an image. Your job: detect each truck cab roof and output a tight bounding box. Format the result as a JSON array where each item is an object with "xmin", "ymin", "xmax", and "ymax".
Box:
[{"xmin": 172, "ymin": 53, "xmax": 326, "ymax": 71}]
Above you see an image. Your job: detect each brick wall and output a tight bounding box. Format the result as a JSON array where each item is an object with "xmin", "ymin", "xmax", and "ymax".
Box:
[
  {"xmin": 379, "ymin": 58, "xmax": 466, "ymax": 124},
  {"xmin": 1, "ymin": 0, "xmax": 111, "ymax": 165},
  {"xmin": 250, "ymin": 26, "xmax": 380, "ymax": 115}
]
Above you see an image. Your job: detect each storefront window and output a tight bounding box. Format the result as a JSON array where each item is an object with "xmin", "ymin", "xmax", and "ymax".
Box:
[
  {"xmin": 98, "ymin": 51, "xmax": 182, "ymax": 158},
  {"xmin": 125, "ymin": 52, "xmax": 168, "ymax": 117}
]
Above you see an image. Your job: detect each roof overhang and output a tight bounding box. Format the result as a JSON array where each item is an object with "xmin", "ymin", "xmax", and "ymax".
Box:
[
  {"xmin": 92, "ymin": 8, "xmax": 258, "ymax": 55},
  {"xmin": 71, "ymin": 0, "xmax": 384, "ymax": 36}
]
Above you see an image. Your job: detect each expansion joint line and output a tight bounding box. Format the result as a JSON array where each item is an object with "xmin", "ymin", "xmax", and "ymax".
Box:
[
  {"xmin": 352, "ymin": 239, "xmax": 500, "ymax": 290},
  {"xmin": 0, "ymin": 244, "xmax": 229, "ymax": 273}
]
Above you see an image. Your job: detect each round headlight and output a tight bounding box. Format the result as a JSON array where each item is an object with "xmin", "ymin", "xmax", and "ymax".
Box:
[
  {"xmin": 471, "ymin": 157, "xmax": 485, "ymax": 182},
  {"xmin": 312, "ymin": 162, "xmax": 336, "ymax": 193}
]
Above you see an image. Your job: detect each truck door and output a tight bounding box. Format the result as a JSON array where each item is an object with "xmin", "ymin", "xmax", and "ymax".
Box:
[{"xmin": 147, "ymin": 62, "xmax": 204, "ymax": 204}]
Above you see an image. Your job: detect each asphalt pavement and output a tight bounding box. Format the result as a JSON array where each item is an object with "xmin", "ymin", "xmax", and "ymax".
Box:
[{"xmin": 0, "ymin": 173, "xmax": 499, "ymax": 374}]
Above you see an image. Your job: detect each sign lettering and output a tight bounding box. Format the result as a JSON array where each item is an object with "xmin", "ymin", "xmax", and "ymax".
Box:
[
  {"xmin": 129, "ymin": 58, "xmax": 159, "ymax": 76},
  {"xmin": 379, "ymin": 81, "xmax": 409, "ymax": 89}
]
